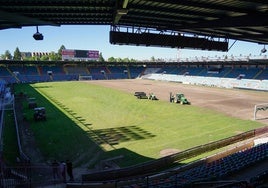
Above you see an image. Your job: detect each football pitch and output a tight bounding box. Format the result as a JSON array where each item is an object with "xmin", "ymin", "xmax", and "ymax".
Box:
[{"xmin": 13, "ymin": 81, "xmax": 265, "ymax": 167}]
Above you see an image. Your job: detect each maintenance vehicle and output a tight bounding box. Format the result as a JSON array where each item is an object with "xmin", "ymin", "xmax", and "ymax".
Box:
[
  {"xmin": 170, "ymin": 92, "xmax": 190, "ymax": 104},
  {"xmin": 33, "ymin": 107, "xmax": 46, "ymax": 121},
  {"xmin": 134, "ymin": 91, "xmax": 148, "ymax": 99},
  {"xmin": 148, "ymin": 93, "xmax": 158, "ymax": 100}
]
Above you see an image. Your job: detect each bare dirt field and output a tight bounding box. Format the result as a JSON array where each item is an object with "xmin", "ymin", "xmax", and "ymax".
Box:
[{"xmin": 88, "ymin": 79, "xmax": 268, "ymax": 126}]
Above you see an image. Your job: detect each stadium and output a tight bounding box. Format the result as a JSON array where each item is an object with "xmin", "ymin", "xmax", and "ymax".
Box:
[
  {"xmin": 1, "ymin": 54, "xmax": 268, "ymax": 188},
  {"xmin": 1, "ymin": 1, "xmax": 268, "ymax": 188}
]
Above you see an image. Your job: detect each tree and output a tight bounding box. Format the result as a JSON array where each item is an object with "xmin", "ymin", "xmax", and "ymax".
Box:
[
  {"xmin": 0, "ymin": 54, "xmax": 5, "ymax": 60},
  {"xmin": 123, "ymin": 58, "xmax": 130, "ymax": 62},
  {"xmin": 40, "ymin": 55, "xmax": 49, "ymax": 61},
  {"xmin": 98, "ymin": 52, "xmax": 105, "ymax": 62},
  {"xmin": 49, "ymin": 52, "xmax": 59, "ymax": 61},
  {"xmin": 58, "ymin": 45, "xmax": 66, "ymax": 58},
  {"xmin": 4, "ymin": 50, "xmax": 12, "ymax": 60},
  {"xmin": 116, "ymin": 57, "xmax": 123, "ymax": 62},
  {"xmin": 108, "ymin": 56, "xmax": 116, "ymax": 62},
  {"xmin": 13, "ymin": 47, "xmax": 22, "ymax": 60},
  {"xmin": 23, "ymin": 56, "xmax": 36, "ymax": 61}
]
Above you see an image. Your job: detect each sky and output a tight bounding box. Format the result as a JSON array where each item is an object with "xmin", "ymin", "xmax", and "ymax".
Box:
[{"xmin": 0, "ymin": 25, "xmax": 266, "ymax": 61}]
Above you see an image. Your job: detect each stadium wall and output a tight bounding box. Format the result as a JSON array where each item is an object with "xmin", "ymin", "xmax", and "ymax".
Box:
[{"xmin": 142, "ymin": 74, "xmax": 268, "ymax": 91}]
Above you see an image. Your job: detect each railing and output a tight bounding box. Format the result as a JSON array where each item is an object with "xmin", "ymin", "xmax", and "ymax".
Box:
[
  {"xmin": 13, "ymin": 98, "xmax": 30, "ymax": 163},
  {"xmin": 0, "ymin": 165, "xmax": 65, "ymax": 188},
  {"xmin": 0, "ymin": 95, "xmax": 31, "ymax": 188}
]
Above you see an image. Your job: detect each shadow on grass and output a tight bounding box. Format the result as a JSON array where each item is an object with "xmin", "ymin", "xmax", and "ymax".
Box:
[
  {"xmin": 3, "ymin": 110, "xmax": 20, "ymax": 165},
  {"xmin": 91, "ymin": 126, "xmax": 155, "ymax": 145},
  {"xmin": 14, "ymin": 83, "xmax": 154, "ymax": 167}
]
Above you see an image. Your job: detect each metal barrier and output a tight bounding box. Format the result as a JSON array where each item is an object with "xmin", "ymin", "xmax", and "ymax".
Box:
[{"xmin": 13, "ymin": 98, "xmax": 30, "ymax": 163}]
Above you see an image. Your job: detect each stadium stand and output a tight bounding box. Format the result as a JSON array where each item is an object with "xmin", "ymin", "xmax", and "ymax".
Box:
[{"xmin": 0, "ymin": 56, "xmax": 267, "ymax": 91}]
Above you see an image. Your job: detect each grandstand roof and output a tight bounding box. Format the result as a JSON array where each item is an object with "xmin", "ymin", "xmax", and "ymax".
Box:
[{"xmin": 1, "ymin": 0, "xmax": 268, "ymax": 44}]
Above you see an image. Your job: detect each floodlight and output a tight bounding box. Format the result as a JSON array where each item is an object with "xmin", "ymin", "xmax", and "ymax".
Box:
[{"xmin": 33, "ymin": 26, "xmax": 44, "ymax": 40}]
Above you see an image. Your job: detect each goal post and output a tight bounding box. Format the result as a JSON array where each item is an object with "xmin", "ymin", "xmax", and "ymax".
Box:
[
  {"xmin": 78, "ymin": 75, "xmax": 92, "ymax": 81},
  {"xmin": 254, "ymin": 103, "xmax": 268, "ymax": 120}
]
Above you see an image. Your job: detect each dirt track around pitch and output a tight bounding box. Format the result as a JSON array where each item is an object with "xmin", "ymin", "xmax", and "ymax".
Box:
[{"xmin": 86, "ymin": 79, "xmax": 268, "ymax": 125}]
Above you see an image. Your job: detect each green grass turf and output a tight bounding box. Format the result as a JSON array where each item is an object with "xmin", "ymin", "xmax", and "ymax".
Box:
[
  {"xmin": 3, "ymin": 110, "xmax": 20, "ymax": 165},
  {"xmin": 14, "ymin": 81, "xmax": 265, "ymax": 167}
]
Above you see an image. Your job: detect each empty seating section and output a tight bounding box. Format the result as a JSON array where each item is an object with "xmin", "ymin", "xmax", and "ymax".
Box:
[
  {"xmin": 8, "ymin": 65, "xmax": 25, "ymax": 75},
  {"xmin": 143, "ymin": 67, "xmax": 162, "ymax": 74},
  {"xmin": 226, "ymin": 67, "xmax": 251, "ymax": 79},
  {"xmin": 41, "ymin": 65, "xmax": 64, "ymax": 75},
  {"xmin": 128, "ymin": 66, "xmax": 145, "ymax": 78},
  {"xmin": 52, "ymin": 74, "xmax": 78, "ymax": 81},
  {"xmin": 0, "ymin": 66, "xmax": 15, "ymax": 83},
  {"xmin": 216, "ymin": 67, "xmax": 232, "ymax": 78},
  {"xmin": 107, "ymin": 66, "xmax": 129, "ymax": 79},
  {"xmin": 0, "ymin": 66, "xmax": 10, "ymax": 76},
  {"xmin": 119, "ymin": 143, "xmax": 268, "ymax": 188},
  {"xmin": 177, "ymin": 67, "xmax": 188, "ymax": 75},
  {"xmin": 64, "ymin": 65, "xmax": 88, "ymax": 75},
  {"xmin": 173, "ymin": 143, "xmax": 267, "ymax": 187},
  {"xmin": 17, "ymin": 75, "xmax": 41, "ymax": 83},
  {"xmin": 257, "ymin": 69, "xmax": 268, "ymax": 80},
  {"xmin": 8, "ymin": 65, "xmax": 39, "ymax": 83},
  {"xmin": 244, "ymin": 67, "xmax": 261, "ymax": 79},
  {"xmin": 88, "ymin": 66, "xmax": 107, "ymax": 80},
  {"xmin": 187, "ymin": 67, "xmax": 205, "ymax": 76},
  {"xmin": 0, "ymin": 63, "xmax": 267, "ymax": 86},
  {"xmin": 25, "ymin": 66, "xmax": 38, "ymax": 75},
  {"xmin": 42, "ymin": 65, "xmax": 72, "ymax": 81},
  {"xmin": 192, "ymin": 67, "xmax": 261, "ymax": 79},
  {"xmin": 160, "ymin": 66, "xmax": 177, "ymax": 74},
  {"xmin": 9, "ymin": 65, "xmax": 38, "ymax": 75}
]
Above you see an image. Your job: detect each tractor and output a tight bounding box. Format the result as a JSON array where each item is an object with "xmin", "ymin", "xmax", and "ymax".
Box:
[
  {"xmin": 134, "ymin": 91, "xmax": 148, "ymax": 99},
  {"xmin": 33, "ymin": 107, "xmax": 46, "ymax": 121},
  {"xmin": 148, "ymin": 93, "xmax": 158, "ymax": 100},
  {"xmin": 170, "ymin": 92, "xmax": 190, "ymax": 105}
]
